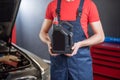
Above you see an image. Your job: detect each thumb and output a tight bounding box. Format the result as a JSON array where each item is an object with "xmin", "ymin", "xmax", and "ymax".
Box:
[{"xmin": 72, "ymin": 43, "xmax": 77, "ymax": 50}]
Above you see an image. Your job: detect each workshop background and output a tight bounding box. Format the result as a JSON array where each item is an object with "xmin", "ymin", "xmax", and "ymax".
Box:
[
  {"xmin": 15, "ymin": 0, "xmax": 120, "ymax": 60},
  {"xmin": 13, "ymin": 0, "xmax": 120, "ymax": 79}
]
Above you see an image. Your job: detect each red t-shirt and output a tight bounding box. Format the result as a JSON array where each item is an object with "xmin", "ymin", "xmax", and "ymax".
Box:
[{"xmin": 45, "ymin": 0, "xmax": 100, "ymax": 38}]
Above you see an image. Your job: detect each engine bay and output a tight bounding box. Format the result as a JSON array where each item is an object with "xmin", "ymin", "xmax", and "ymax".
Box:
[
  {"xmin": 0, "ymin": 41, "xmax": 31, "ymax": 79},
  {"xmin": 0, "ymin": 0, "xmax": 44, "ymax": 79}
]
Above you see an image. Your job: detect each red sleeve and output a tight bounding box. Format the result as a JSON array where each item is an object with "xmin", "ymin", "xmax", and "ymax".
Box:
[
  {"xmin": 45, "ymin": 2, "xmax": 54, "ymax": 20},
  {"xmin": 88, "ymin": 1, "xmax": 100, "ymax": 22}
]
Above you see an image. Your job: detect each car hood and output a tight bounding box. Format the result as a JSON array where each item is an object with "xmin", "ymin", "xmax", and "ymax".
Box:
[
  {"xmin": 12, "ymin": 43, "xmax": 49, "ymax": 75},
  {"xmin": 0, "ymin": 0, "xmax": 21, "ymax": 43}
]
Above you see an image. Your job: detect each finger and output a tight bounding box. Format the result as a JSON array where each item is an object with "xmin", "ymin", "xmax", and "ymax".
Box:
[
  {"xmin": 71, "ymin": 49, "xmax": 77, "ymax": 56},
  {"xmin": 73, "ymin": 45, "xmax": 79, "ymax": 53},
  {"xmin": 49, "ymin": 49, "xmax": 59, "ymax": 56},
  {"xmin": 72, "ymin": 43, "xmax": 77, "ymax": 50},
  {"xmin": 67, "ymin": 47, "xmax": 78, "ymax": 57},
  {"xmin": 51, "ymin": 53, "xmax": 59, "ymax": 56},
  {"xmin": 49, "ymin": 52, "xmax": 59, "ymax": 56},
  {"xmin": 72, "ymin": 45, "xmax": 75, "ymax": 50},
  {"xmin": 64, "ymin": 54, "xmax": 72, "ymax": 57}
]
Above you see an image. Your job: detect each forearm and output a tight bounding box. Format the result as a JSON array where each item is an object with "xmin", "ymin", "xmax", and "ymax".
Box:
[
  {"xmin": 39, "ymin": 19, "xmax": 52, "ymax": 45},
  {"xmin": 0, "ymin": 58, "xmax": 2, "ymax": 61},
  {"xmin": 0, "ymin": 57, "xmax": 4, "ymax": 62},
  {"xmin": 78, "ymin": 21, "xmax": 105, "ymax": 47},
  {"xmin": 39, "ymin": 32, "xmax": 51, "ymax": 45},
  {"xmin": 78, "ymin": 33, "xmax": 105, "ymax": 47}
]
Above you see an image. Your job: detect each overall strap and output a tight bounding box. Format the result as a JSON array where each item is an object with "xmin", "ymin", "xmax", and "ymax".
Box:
[
  {"xmin": 78, "ymin": 0, "xmax": 84, "ymax": 17},
  {"xmin": 56, "ymin": 0, "xmax": 61, "ymax": 20},
  {"xmin": 56, "ymin": 0, "xmax": 84, "ymax": 19}
]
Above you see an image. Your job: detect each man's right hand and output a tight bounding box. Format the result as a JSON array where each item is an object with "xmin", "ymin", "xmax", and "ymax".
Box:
[
  {"xmin": 47, "ymin": 42, "xmax": 59, "ymax": 56},
  {"xmin": 1, "ymin": 55, "xmax": 20, "ymax": 67},
  {"xmin": 2, "ymin": 55, "xmax": 20, "ymax": 62}
]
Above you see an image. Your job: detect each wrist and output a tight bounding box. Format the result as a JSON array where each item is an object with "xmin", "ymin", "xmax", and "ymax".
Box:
[
  {"xmin": 77, "ymin": 41, "xmax": 82, "ymax": 48},
  {"xmin": 47, "ymin": 41, "xmax": 52, "ymax": 49}
]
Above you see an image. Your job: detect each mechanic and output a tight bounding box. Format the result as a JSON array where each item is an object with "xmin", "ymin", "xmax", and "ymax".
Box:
[{"xmin": 39, "ymin": 0, "xmax": 104, "ymax": 80}]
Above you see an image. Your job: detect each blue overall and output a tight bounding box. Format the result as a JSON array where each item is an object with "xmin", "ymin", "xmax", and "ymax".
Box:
[{"xmin": 50, "ymin": 0, "xmax": 93, "ymax": 80}]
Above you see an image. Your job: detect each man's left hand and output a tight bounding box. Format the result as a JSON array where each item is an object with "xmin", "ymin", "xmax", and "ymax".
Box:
[{"xmin": 65, "ymin": 42, "xmax": 81, "ymax": 57}]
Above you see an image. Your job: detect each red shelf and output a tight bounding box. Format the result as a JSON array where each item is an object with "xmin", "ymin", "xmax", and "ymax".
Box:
[
  {"xmin": 93, "ymin": 64, "xmax": 120, "ymax": 79},
  {"xmin": 91, "ymin": 42, "xmax": 120, "ymax": 80}
]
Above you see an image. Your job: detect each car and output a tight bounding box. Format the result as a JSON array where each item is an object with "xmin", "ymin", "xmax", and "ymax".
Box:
[{"xmin": 0, "ymin": 0, "xmax": 50, "ymax": 80}]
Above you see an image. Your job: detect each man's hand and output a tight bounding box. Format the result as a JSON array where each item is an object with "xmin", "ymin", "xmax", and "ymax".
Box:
[
  {"xmin": 47, "ymin": 42, "xmax": 59, "ymax": 56},
  {"xmin": 2, "ymin": 55, "xmax": 20, "ymax": 62},
  {"xmin": 65, "ymin": 42, "xmax": 81, "ymax": 57},
  {"xmin": 0, "ymin": 55, "xmax": 20, "ymax": 67}
]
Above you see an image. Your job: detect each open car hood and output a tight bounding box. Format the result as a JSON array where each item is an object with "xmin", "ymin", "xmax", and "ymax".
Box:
[{"xmin": 0, "ymin": 0, "xmax": 21, "ymax": 43}]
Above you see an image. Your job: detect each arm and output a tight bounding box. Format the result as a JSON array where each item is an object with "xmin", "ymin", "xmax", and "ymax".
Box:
[
  {"xmin": 0, "ymin": 55, "xmax": 20, "ymax": 67},
  {"xmin": 39, "ymin": 19, "xmax": 52, "ymax": 45},
  {"xmin": 39, "ymin": 19, "xmax": 59, "ymax": 56},
  {"xmin": 0, "ymin": 57, "xmax": 4, "ymax": 62},
  {"xmin": 66, "ymin": 20, "xmax": 105, "ymax": 56},
  {"xmin": 78, "ymin": 21, "xmax": 105, "ymax": 46},
  {"xmin": 0, "ymin": 55, "xmax": 20, "ymax": 62}
]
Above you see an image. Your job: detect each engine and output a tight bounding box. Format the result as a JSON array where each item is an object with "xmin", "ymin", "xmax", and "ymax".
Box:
[{"xmin": 0, "ymin": 45, "xmax": 41, "ymax": 80}]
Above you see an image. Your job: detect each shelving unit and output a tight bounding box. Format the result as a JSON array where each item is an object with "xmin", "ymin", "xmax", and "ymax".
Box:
[{"xmin": 91, "ymin": 42, "xmax": 120, "ymax": 80}]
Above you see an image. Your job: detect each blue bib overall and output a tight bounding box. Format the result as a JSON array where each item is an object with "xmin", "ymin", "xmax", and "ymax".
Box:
[{"xmin": 50, "ymin": 0, "xmax": 93, "ymax": 80}]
